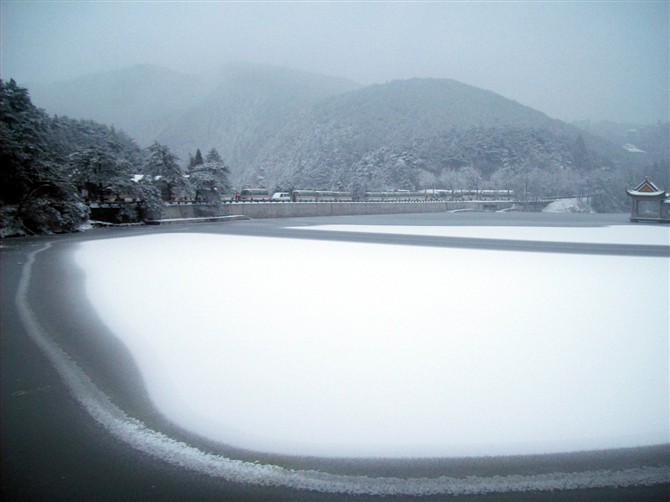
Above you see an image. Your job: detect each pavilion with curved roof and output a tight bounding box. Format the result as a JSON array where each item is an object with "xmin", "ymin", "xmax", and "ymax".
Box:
[{"xmin": 626, "ymin": 177, "xmax": 670, "ymax": 223}]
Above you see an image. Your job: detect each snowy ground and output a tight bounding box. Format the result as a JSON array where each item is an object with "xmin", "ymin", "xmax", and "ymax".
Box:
[
  {"xmin": 75, "ymin": 225, "xmax": 669, "ymax": 459},
  {"xmin": 542, "ymin": 197, "xmax": 594, "ymax": 213}
]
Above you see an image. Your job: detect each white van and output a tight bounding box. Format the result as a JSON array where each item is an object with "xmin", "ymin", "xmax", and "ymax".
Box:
[{"xmin": 271, "ymin": 192, "xmax": 291, "ymax": 202}]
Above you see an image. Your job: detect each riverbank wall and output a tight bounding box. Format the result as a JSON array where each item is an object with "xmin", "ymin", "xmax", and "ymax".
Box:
[
  {"xmin": 90, "ymin": 200, "xmax": 523, "ymax": 224},
  {"xmin": 159, "ymin": 200, "xmax": 522, "ymax": 220}
]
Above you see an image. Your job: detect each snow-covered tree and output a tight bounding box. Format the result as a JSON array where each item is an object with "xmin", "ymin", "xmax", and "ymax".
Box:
[
  {"xmin": 189, "ymin": 148, "xmax": 232, "ymax": 203},
  {"xmin": 1, "ymin": 79, "xmax": 52, "ymax": 205},
  {"xmin": 145, "ymin": 142, "xmax": 187, "ymax": 201},
  {"xmin": 124, "ymin": 174, "xmax": 163, "ymax": 221},
  {"xmin": 1, "ymin": 79, "xmax": 88, "ymax": 235},
  {"xmin": 188, "ymin": 148, "xmax": 204, "ymax": 170},
  {"xmin": 67, "ymin": 146, "xmax": 133, "ymax": 202}
]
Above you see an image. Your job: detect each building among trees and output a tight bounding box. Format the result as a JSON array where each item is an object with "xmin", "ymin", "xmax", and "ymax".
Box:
[{"xmin": 626, "ymin": 178, "xmax": 670, "ymax": 223}]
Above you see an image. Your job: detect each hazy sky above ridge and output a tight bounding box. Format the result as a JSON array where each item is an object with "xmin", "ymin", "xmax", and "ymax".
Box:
[{"xmin": 1, "ymin": 1, "xmax": 668, "ymax": 124}]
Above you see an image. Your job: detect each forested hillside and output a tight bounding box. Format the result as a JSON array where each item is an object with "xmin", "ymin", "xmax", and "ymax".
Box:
[
  {"xmin": 253, "ymin": 79, "xmax": 590, "ymax": 186},
  {"xmin": 29, "ymin": 64, "xmax": 667, "ymax": 213},
  {"xmin": 29, "ymin": 63, "xmax": 362, "ymax": 174},
  {"xmin": 0, "ymin": 79, "xmax": 230, "ymax": 236},
  {"xmin": 250, "ymin": 78, "xmax": 666, "ymax": 211},
  {"xmin": 7, "ymin": 64, "xmax": 669, "ymax": 232},
  {"xmin": 1, "ymin": 79, "xmax": 141, "ymax": 235},
  {"xmin": 152, "ymin": 63, "xmax": 362, "ymax": 179},
  {"xmin": 573, "ymin": 120, "xmax": 670, "ymax": 185}
]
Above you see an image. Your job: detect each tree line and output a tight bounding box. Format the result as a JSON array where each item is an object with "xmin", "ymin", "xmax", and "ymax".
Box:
[{"xmin": 1, "ymin": 79, "xmax": 231, "ymax": 236}]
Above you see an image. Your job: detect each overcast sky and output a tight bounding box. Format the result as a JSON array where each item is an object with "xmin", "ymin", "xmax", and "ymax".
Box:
[{"xmin": 1, "ymin": 1, "xmax": 668, "ymax": 124}]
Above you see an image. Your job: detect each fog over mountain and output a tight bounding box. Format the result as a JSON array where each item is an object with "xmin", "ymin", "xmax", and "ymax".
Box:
[
  {"xmin": 27, "ymin": 63, "xmax": 667, "ymax": 199},
  {"xmin": 28, "ymin": 64, "xmax": 359, "ymax": 176},
  {"xmin": 28, "ymin": 65, "xmax": 218, "ymax": 148},
  {"xmin": 5, "ymin": 1, "xmax": 669, "ymax": 199},
  {"xmin": 3, "ymin": 1, "xmax": 667, "ymax": 125}
]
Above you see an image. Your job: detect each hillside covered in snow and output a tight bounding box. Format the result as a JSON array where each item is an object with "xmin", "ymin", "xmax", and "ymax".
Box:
[{"xmin": 26, "ymin": 64, "xmax": 669, "ymax": 211}]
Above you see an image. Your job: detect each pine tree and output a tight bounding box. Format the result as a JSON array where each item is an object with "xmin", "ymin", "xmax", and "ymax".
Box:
[
  {"xmin": 67, "ymin": 146, "xmax": 133, "ymax": 202},
  {"xmin": 0, "ymin": 79, "xmax": 51, "ymax": 205},
  {"xmin": 189, "ymin": 148, "xmax": 232, "ymax": 203},
  {"xmin": 144, "ymin": 142, "xmax": 187, "ymax": 202},
  {"xmin": 188, "ymin": 149, "xmax": 204, "ymax": 170},
  {"xmin": 1, "ymin": 79, "xmax": 87, "ymax": 235},
  {"xmin": 572, "ymin": 134, "xmax": 593, "ymax": 170}
]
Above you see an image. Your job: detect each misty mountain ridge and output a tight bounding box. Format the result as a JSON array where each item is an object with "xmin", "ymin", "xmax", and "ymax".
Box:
[
  {"xmin": 571, "ymin": 119, "xmax": 669, "ymax": 161},
  {"xmin": 149, "ymin": 63, "xmax": 362, "ymax": 178},
  {"xmin": 29, "ymin": 65, "xmax": 216, "ymax": 144},
  {"xmin": 29, "ymin": 63, "xmax": 360, "ymax": 145},
  {"xmin": 26, "ymin": 63, "xmax": 667, "ymax": 196}
]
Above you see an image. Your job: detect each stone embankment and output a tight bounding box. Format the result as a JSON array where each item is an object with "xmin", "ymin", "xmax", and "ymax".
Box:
[
  {"xmin": 90, "ymin": 200, "xmax": 525, "ymax": 225},
  {"xmin": 151, "ymin": 200, "xmax": 517, "ymax": 224}
]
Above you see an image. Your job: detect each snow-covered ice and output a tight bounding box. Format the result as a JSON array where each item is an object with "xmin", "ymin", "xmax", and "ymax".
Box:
[{"xmin": 74, "ymin": 227, "xmax": 669, "ymax": 458}]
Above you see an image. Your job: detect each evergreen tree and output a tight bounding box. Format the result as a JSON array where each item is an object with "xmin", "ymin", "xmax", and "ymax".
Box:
[
  {"xmin": 205, "ymin": 148, "xmax": 223, "ymax": 164},
  {"xmin": 0, "ymin": 79, "xmax": 87, "ymax": 235},
  {"xmin": 188, "ymin": 149, "xmax": 204, "ymax": 170},
  {"xmin": 572, "ymin": 134, "xmax": 593, "ymax": 170},
  {"xmin": 144, "ymin": 142, "xmax": 187, "ymax": 201},
  {"xmin": 189, "ymin": 148, "xmax": 232, "ymax": 203},
  {"xmin": 67, "ymin": 146, "xmax": 133, "ymax": 202},
  {"xmin": 0, "ymin": 79, "xmax": 51, "ymax": 205}
]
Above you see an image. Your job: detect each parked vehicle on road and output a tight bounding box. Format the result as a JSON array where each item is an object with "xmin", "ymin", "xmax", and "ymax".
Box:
[
  {"xmin": 271, "ymin": 192, "xmax": 291, "ymax": 202},
  {"xmin": 238, "ymin": 188, "xmax": 271, "ymax": 202}
]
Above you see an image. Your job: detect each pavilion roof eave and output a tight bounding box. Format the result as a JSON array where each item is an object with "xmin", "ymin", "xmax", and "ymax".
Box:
[{"xmin": 626, "ymin": 189, "xmax": 667, "ymax": 198}]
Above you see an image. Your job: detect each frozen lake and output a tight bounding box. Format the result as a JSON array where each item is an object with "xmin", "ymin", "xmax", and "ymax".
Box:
[{"xmin": 75, "ymin": 223, "xmax": 669, "ymax": 458}]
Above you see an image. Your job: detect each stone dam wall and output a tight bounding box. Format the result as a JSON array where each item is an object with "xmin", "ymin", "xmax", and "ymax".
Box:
[
  {"xmin": 161, "ymin": 201, "xmax": 445, "ymax": 220},
  {"xmin": 90, "ymin": 200, "xmax": 521, "ymax": 223}
]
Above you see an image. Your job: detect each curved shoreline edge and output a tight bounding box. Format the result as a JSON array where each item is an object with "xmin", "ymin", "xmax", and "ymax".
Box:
[{"xmin": 15, "ymin": 241, "xmax": 670, "ymax": 496}]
